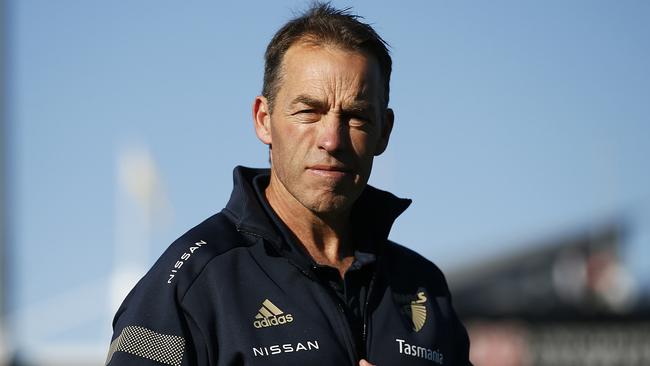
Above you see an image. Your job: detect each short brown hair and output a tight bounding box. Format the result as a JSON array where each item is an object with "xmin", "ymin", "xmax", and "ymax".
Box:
[{"xmin": 262, "ymin": 2, "xmax": 392, "ymax": 111}]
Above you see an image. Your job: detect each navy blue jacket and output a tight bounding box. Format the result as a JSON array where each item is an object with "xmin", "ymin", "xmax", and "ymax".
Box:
[{"xmin": 107, "ymin": 166, "xmax": 471, "ymax": 365}]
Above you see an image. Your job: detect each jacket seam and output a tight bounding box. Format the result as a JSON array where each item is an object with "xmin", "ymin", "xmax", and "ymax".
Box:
[{"xmin": 178, "ymin": 239, "xmax": 259, "ymax": 303}]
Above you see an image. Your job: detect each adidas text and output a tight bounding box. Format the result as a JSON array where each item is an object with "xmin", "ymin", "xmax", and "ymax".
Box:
[
  {"xmin": 253, "ymin": 299, "xmax": 293, "ymax": 328},
  {"xmin": 253, "ymin": 314, "xmax": 293, "ymax": 328}
]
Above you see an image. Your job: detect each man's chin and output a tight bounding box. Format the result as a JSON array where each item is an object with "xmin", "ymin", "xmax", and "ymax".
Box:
[{"xmin": 304, "ymin": 191, "xmax": 360, "ymax": 216}]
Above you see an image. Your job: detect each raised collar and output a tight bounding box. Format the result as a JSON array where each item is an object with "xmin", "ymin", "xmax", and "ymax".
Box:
[{"xmin": 223, "ymin": 165, "xmax": 412, "ymax": 256}]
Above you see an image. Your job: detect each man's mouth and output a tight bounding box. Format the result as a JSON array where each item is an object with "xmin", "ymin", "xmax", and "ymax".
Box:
[{"xmin": 306, "ymin": 165, "xmax": 352, "ymax": 179}]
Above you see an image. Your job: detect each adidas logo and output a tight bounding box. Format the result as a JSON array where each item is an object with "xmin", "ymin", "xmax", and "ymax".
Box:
[{"xmin": 253, "ymin": 299, "xmax": 294, "ymax": 328}]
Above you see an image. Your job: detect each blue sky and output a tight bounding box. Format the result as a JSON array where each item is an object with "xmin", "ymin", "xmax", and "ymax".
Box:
[{"xmin": 6, "ymin": 0, "xmax": 650, "ymax": 359}]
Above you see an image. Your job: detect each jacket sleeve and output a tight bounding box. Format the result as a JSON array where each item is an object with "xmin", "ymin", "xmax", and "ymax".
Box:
[
  {"xmin": 105, "ymin": 267, "xmax": 210, "ymax": 366},
  {"xmin": 105, "ymin": 235, "xmax": 217, "ymax": 366},
  {"xmin": 451, "ymin": 305, "xmax": 473, "ymax": 366},
  {"xmin": 106, "ymin": 214, "xmax": 243, "ymax": 365}
]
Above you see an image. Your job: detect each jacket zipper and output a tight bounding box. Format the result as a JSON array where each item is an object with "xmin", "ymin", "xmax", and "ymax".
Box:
[
  {"xmin": 362, "ymin": 268, "xmax": 377, "ymax": 359},
  {"xmin": 240, "ymin": 230, "xmax": 362, "ymax": 365},
  {"xmin": 336, "ymin": 300, "xmax": 359, "ymax": 365},
  {"xmin": 311, "ymin": 265, "xmax": 360, "ymax": 365},
  {"xmin": 276, "ymin": 257, "xmax": 359, "ymax": 364}
]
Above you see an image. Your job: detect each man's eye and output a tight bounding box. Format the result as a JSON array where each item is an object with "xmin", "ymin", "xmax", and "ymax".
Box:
[
  {"xmin": 348, "ymin": 115, "xmax": 370, "ymax": 127},
  {"xmin": 294, "ymin": 110, "xmax": 320, "ymax": 123}
]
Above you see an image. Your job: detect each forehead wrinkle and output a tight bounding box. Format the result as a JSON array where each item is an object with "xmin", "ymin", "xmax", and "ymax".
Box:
[
  {"xmin": 290, "ymin": 87, "xmax": 374, "ymax": 114},
  {"xmin": 322, "ymin": 67, "xmax": 372, "ymax": 112},
  {"xmin": 289, "ymin": 94, "xmax": 327, "ymax": 110},
  {"xmin": 281, "ymin": 42, "xmax": 382, "ymax": 113}
]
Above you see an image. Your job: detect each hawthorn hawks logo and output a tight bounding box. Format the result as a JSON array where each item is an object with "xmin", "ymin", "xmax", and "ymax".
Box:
[{"xmin": 407, "ymin": 291, "xmax": 428, "ymax": 332}]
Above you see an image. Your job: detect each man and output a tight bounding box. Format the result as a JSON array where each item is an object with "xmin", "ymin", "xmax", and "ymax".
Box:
[{"xmin": 107, "ymin": 3, "xmax": 471, "ymax": 365}]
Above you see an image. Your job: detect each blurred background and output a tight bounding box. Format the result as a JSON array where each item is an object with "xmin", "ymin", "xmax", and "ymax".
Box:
[{"xmin": 1, "ymin": 0, "xmax": 649, "ymax": 365}]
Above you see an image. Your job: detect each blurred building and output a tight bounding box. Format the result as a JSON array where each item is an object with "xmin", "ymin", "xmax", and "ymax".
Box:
[{"xmin": 449, "ymin": 221, "xmax": 650, "ymax": 366}]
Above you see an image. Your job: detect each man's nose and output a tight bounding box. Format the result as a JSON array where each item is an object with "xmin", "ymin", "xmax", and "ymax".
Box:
[{"xmin": 316, "ymin": 113, "xmax": 349, "ymax": 153}]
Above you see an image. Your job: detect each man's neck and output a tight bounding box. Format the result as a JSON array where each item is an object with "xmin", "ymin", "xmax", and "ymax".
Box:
[{"xmin": 264, "ymin": 173, "xmax": 355, "ymax": 276}]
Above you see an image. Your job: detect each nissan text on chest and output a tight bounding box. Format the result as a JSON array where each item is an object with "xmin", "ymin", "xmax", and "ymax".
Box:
[{"xmin": 106, "ymin": 2, "xmax": 473, "ymax": 365}]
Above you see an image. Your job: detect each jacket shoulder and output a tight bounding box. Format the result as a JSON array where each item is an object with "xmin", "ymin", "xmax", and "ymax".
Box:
[
  {"xmin": 382, "ymin": 240, "xmax": 451, "ymax": 295},
  {"xmin": 141, "ymin": 211, "xmax": 251, "ymax": 296},
  {"xmin": 112, "ymin": 211, "xmax": 252, "ymax": 324},
  {"xmin": 108, "ymin": 212, "xmax": 247, "ymax": 365},
  {"xmin": 161, "ymin": 211, "xmax": 251, "ymax": 288}
]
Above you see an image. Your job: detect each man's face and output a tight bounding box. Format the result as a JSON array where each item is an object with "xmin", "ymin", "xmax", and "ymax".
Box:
[{"xmin": 254, "ymin": 42, "xmax": 393, "ymax": 215}]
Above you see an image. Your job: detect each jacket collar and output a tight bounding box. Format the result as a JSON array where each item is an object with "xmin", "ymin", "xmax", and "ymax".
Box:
[{"xmin": 223, "ymin": 165, "xmax": 411, "ymax": 253}]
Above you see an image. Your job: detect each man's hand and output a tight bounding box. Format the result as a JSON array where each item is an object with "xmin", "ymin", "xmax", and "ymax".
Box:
[{"xmin": 359, "ymin": 360, "xmax": 375, "ymax": 366}]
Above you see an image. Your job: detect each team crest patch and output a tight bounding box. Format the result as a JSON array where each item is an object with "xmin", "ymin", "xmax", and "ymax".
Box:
[{"xmin": 395, "ymin": 291, "xmax": 428, "ymax": 332}]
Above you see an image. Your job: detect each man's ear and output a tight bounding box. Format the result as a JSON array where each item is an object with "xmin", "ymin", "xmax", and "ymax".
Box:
[
  {"xmin": 374, "ymin": 108, "xmax": 394, "ymax": 155},
  {"xmin": 253, "ymin": 96, "xmax": 272, "ymax": 145}
]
